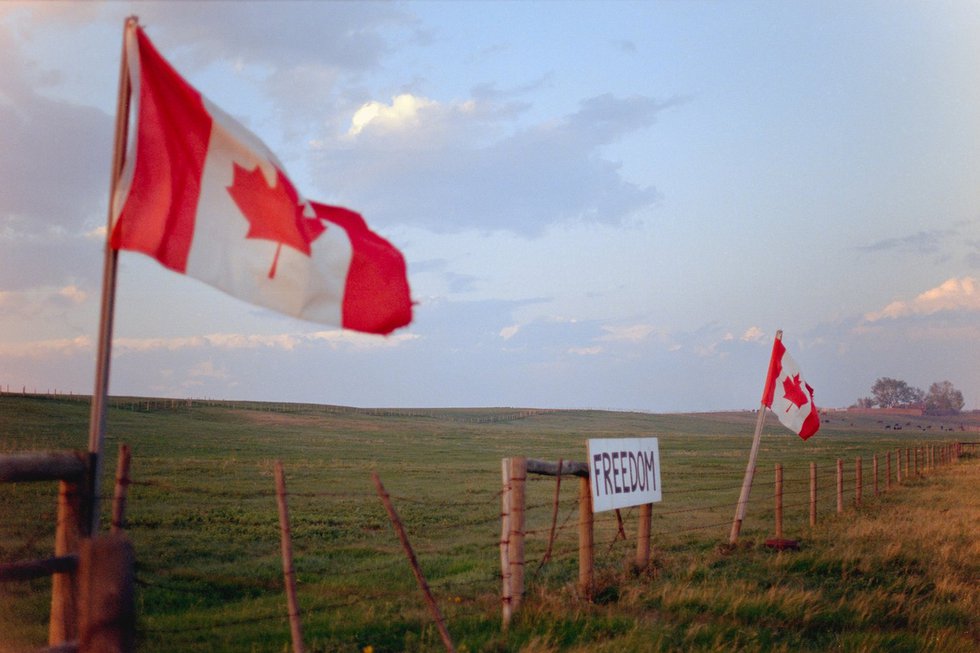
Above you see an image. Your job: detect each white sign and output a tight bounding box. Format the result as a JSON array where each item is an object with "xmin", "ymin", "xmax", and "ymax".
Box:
[{"xmin": 587, "ymin": 437, "xmax": 662, "ymax": 512}]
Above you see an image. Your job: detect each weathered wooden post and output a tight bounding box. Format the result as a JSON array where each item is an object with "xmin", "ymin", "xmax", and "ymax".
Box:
[
  {"xmin": 836, "ymin": 459, "xmax": 844, "ymax": 514},
  {"xmin": 508, "ymin": 457, "xmax": 527, "ymax": 615},
  {"xmin": 809, "ymin": 462, "xmax": 817, "ymax": 527},
  {"xmin": 578, "ymin": 476, "xmax": 594, "ymax": 598},
  {"xmin": 635, "ymin": 503, "xmax": 652, "ymax": 572},
  {"xmin": 774, "ymin": 464, "xmax": 783, "ymax": 539},
  {"xmin": 872, "ymin": 454, "xmax": 879, "ymax": 497},
  {"xmin": 886, "ymin": 451, "xmax": 891, "ymax": 491},
  {"xmin": 50, "ymin": 477, "xmax": 82, "ymax": 645},
  {"xmin": 896, "ymin": 449, "xmax": 902, "ymax": 484},
  {"xmin": 110, "ymin": 443, "xmax": 131, "ymax": 534},
  {"xmin": 374, "ymin": 472, "xmax": 456, "ymax": 653},
  {"xmin": 274, "ymin": 462, "xmax": 304, "ymax": 653},
  {"xmin": 78, "ymin": 534, "xmax": 135, "ymax": 653},
  {"xmin": 500, "ymin": 458, "xmax": 512, "ymax": 627},
  {"xmin": 854, "ymin": 457, "xmax": 862, "ymax": 508}
]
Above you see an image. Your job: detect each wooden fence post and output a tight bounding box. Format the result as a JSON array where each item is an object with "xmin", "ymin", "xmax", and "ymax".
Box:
[
  {"xmin": 886, "ymin": 451, "xmax": 891, "ymax": 490},
  {"xmin": 896, "ymin": 449, "xmax": 902, "ymax": 484},
  {"xmin": 508, "ymin": 457, "xmax": 526, "ymax": 617},
  {"xmin": 578, "ymin": 476, "xmax": 594, "ymax": 599},
  {"xmin": 906, "ymin": 448, "xmax": 911, "ymax": 479},
  {"xmin": 855, "ymin": 457, "xmax": 862, "ymax": 508},
  {"xmin": 635, "ymin": 503, "xmax": 652, "ymax": 572},
  {"xmin": 274, "ymin": 461, "xmax": 305, "ymax": 653},
  {"xmin": 110, "ymin": 444, "xmax": 131, "ymax": 534},
  {"xmin": 373, "ymin": 472, "xmax": 456, "ymax": 653},
  {"xmin": 49, "ymin": 478, "xmax": 82, "ymax": 645},
  {"xmin": 500, "ymin": 458, "xmax": 512, "ymax": 628},
  {"xmin": 774, "ymin": 464, "xmax": 783, "ymax": 539},
  {"xmin": 540, "ymin": 459, "xmax": 563, "ymax": 570},
  {"xmin": 78, "ymin": 534, "xmax": 135, "ymax": 653},
  {"xmin": 836, "ymin": 459, "xmax": 843, "ymax": 514},
  {"xmin": 809, "ymin": 462, "xmax": 816, "ymax": 527},
  {"xmin": 872, "ymin": 454, "xmax": 878, "ymax": 497}
]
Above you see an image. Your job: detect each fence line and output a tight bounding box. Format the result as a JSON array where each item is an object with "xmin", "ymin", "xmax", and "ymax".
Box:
[{"xmin": 1, "ymin": 437, "xmax": 968, "ymax": 650}]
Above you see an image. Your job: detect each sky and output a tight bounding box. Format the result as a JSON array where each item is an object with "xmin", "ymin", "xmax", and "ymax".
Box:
[{"xmin": 1, "ymin": 1, "xmax": 978, "ymax": 412}]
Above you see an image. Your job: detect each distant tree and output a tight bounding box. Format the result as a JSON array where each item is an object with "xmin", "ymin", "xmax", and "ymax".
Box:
[
  {"xmin": 924, "ymin": 381, "xmax": 964, "ymax": 415},
  {"xmin": 851, "ymin": 396, "xmax": 875, "ymax": 409},
  {"xmin": 871, "ymin": 377, "xmax": 924, "ymax": 408}
]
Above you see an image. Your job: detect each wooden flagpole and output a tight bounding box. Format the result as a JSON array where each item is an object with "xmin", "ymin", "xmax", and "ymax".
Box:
[
  {"xmin": 86, "ymin": 16, "xmax": 137, "ymax": 536},
  {"xmin": 728, "ymin": 329, "xmax": 782, "ymax": 545}
]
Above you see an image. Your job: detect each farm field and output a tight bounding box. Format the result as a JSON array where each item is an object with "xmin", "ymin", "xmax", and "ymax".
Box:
[{"xmin": 1, "ymin": 394, "xmax": 977, "ymax": 652}]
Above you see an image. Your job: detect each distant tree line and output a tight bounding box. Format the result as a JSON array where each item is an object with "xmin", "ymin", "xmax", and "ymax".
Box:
[{"xmin": 852, "ymin": 377, "xmax": 965, "ymax": 415}]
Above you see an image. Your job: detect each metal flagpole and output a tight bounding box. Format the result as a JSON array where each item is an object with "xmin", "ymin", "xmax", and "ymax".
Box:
[
  {"xmin": 86, "ymin": 16, "xmax": 138, "ymax": 536},
  {"xmin": 728, "ymin": 329, "xmax": 782, "ymax": 545}
]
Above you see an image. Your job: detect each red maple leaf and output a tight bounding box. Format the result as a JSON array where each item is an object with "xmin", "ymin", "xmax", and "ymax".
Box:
[
  {"xmin": 226, "ymin": 163, "xmax": 326, "ymax": 278},
  {"xmin": 781, "ymin": 374, "xmax": 810, "ymax": 411}
]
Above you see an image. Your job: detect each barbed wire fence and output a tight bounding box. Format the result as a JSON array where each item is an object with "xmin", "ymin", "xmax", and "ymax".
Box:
[{"xmin": 54, "ymin": 440, "xmax": 958, "ymax": 649}]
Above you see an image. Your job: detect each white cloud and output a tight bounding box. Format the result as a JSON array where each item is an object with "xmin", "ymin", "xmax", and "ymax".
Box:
[
  {"xmin": 308, "ymin": 330, "xmax": 419, "ymax": 350},
  {"xmin": 599, "ymin": 324, "xmax": 656, "ymax": 343},
  {"xmin": 0, "ymin": 335, "xmax": 91, "ymax": 358},
  {"xmin": 85, "ymin": 225, "xmax": 106, "ymax": 240},
  {"xmin": 740, "ymin": 326, "xmax": 766, "ymax": 342},
  {"xmin": 57, "ymin": 285, "xmax": 87, "ymax": 304},
  {"xmin": 499, "ymin": 324, "xmax": 520, "ymax": 340},
  {"xmin": 568, "ymin": 346, "xmax": 603, "ymax": 356},
  {"xmin": 0, "ymin": 330, "xmax": 417, "ymax": 359},
  {"xmin": 348, "ymin": 94, "xmax": 437, "ymax": 136},
  {"xmin": 187, "ymin": 360, "xmax": 229, "ymax": 380},
  {"xmin": 864, "ymin": 276, "xmax": 980, "ymax": 322}
]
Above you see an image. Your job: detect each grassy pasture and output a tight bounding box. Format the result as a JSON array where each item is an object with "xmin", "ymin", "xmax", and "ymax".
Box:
[{"xmin": 0, "ymin": 395, "xmax": 977, "ymax": 652}]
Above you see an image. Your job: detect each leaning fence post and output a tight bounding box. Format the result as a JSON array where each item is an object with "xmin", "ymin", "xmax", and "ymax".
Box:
[
  {"xmin": 500, "ymin": 458, "xmax": 512, "ymax": 628},
  {"xmin": 578, "ymin": 475, "xmax": 594, "ymax": 598},
  {"xmin": 836, "ymin": 459, "xmax": 844, "ymax": 514},
  {"xmin": 809, "ymin": 462, "xmax": 817, "ymax": 527},
  {"xmin": 49, "ymin": 477, "xmax": 82, "ymax": 645},
  {"xmin": 373, "ymin": 472, "xmax": 456, "ymax": 653},
  {"xmin": 274, "ymin": 461, "xmax": 304, "ymax": 653},
  {"xmin": 855, "ymin": 457, "xmax": 862, "ymax": 508}
]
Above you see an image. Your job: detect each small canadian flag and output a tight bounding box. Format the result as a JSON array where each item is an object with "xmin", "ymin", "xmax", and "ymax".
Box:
[
  {"xmin": 110, "ymin": 25, "xmax": 412, "ymax": 335},
  {"xmin": 761, "ymin": 337, "xmax": 820, "ymax": 440}
]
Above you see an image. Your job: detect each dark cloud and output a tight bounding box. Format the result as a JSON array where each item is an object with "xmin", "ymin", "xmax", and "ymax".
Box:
[
  {"xmin": 313, "ymin": 93, "xmax": 668, "ymax": 235},
  {"xmin": 134, "ymin": 2, "xmax": 414, "ymax": 73},
  {"xmin": 0, "ymin": 27, "xmax": 111, "ymax": 231},
  {"xmin": 854, "ymin": 229, "xmax": 954, "ymax": 255},
  {"xmin": 610, "ymin": 39, "xmax": 637, "ymax": 55}
]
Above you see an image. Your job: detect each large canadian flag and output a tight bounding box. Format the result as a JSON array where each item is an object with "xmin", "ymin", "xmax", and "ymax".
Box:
[
  {"xmin": 110, "ymin": 26, "xmax": 412, "ymax": 335},
  {"xmin": 761, "ymin": 338, "xmax": 820, "ymax": 440}
]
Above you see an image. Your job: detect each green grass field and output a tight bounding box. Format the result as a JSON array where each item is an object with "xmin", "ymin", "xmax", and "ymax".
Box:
[{"xmin": 1, "ymin": 395, "xmax": 977, "ymax": 652}]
